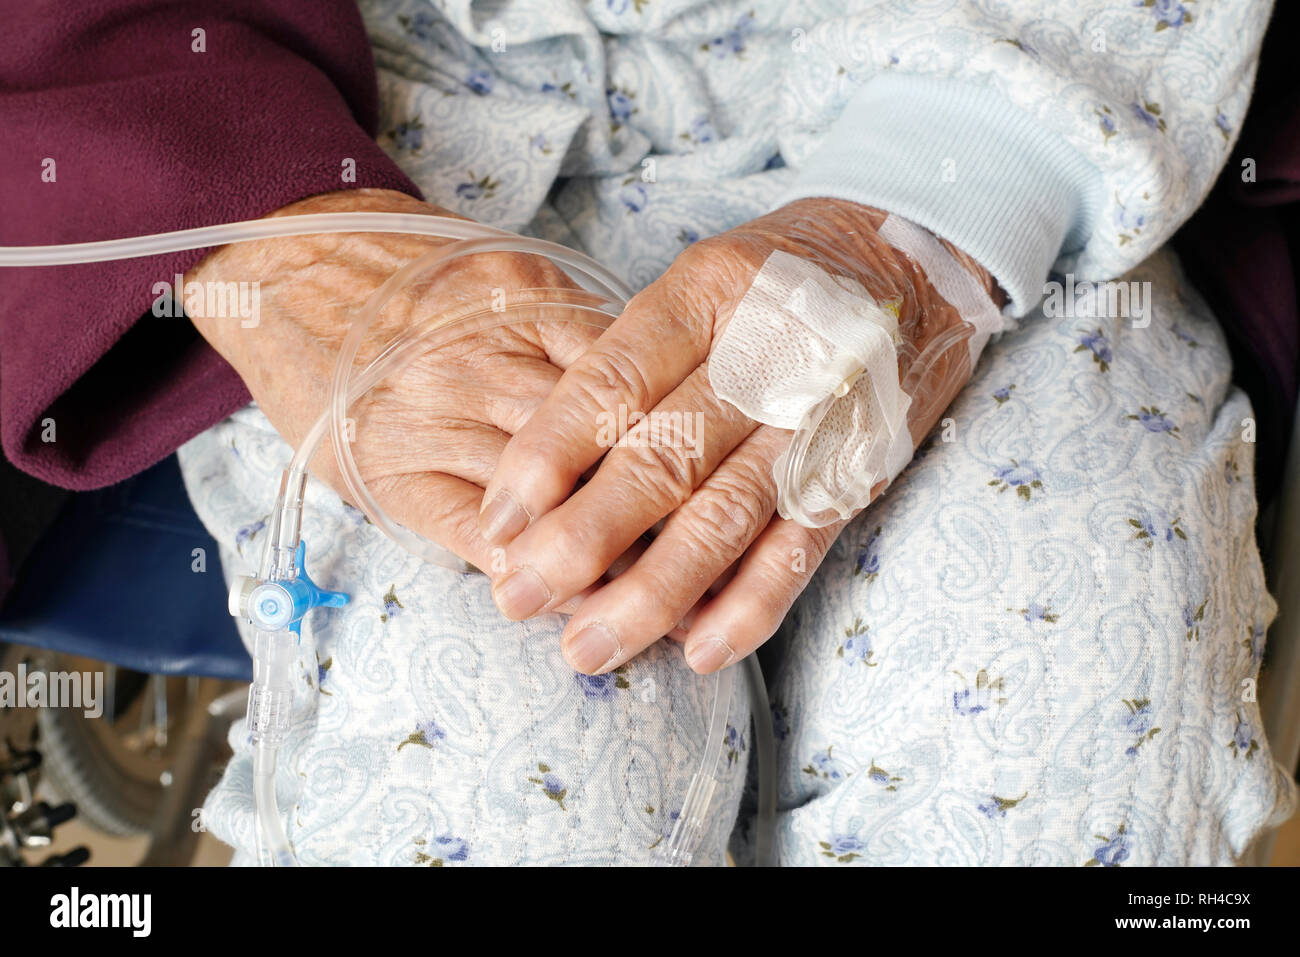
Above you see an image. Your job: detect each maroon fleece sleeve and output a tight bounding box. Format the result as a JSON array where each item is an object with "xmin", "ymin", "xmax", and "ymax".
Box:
[{"xmin": 0, "ymin": 0, "xmax": 420, "ymax": 490}]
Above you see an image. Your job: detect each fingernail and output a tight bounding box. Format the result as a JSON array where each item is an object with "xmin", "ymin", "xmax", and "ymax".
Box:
[
  {"xmin": 565, "ymin": 622, "xmax": 622, "ymax": 674},
  {"xmin": 480, "ymin": 490, "xmax": 531, "ymax": 545},
  {"xmin": 493, "ymin": 566, "xmax": 550, "ymax": 619},
  {"xmin": 685, "ymin": 636, "xmax": 735, "ymax": 674}
]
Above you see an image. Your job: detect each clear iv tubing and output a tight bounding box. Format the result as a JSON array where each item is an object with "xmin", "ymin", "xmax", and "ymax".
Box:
[{"xmin": 0, "ymin": 212, "xmax": 759, "ymax": 867}]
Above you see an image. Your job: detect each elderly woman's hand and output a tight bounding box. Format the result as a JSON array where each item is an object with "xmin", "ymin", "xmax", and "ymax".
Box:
[
  {"xmin": 480, "ymin": 198, "xmax": 1000, "ymax": 674},
  {"xmin": 186, "ymin": 188, "xmax": 604, "ymax": 593}
]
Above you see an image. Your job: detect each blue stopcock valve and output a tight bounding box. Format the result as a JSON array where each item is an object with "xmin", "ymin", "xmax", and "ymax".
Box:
[{"xmin": 228, "ymin": 541, "xmax": 350, "ymax": 636}]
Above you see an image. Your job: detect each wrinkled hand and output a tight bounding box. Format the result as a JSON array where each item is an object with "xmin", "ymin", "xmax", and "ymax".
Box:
[
  {"xmin": 481, "ymin": 198, "xmax": 1000, "ymax": 675},
  {"xmin": 187, "ymin": 188, "xmax": 603, "ymax": 598}
]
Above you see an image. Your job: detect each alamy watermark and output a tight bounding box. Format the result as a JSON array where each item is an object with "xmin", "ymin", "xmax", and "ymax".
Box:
[
  {"xmin": 1042, "ymin": 274, "xmax": 1152, "ymax": 328},
  {"xmin": 50, "ymin": 887, "xmax": 150, "ymax": 937},
  {"xmin": 0, "ymin": 662, "xmax": 103, "ymax": 718},
  {"xmin": 595, "ymin": 405, "xmax": 705, "ymax": 459},
  {"xmin": 151, "ymin": 274, "xmax": 261, "ymax": 328}
]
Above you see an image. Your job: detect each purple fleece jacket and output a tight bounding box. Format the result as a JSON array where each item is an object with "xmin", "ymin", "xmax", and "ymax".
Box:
[{"xmin": 0, "ymin": 0, "xmax": 418, "ymax": 493}]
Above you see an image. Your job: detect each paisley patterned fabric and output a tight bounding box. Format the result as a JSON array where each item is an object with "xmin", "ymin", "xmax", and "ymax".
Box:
[
  {"xmin": 738, "ymin": 249, "xmax": 1295, "ymax": 865},
  {"xmin": 186, "ymin": 437, "xmax": 749, "ymax": 864},
  {"xmin": 359, "ymin": 0, "xmax": 1269, "ymax": 289},
  {"xmin": 179, "ymin": 0, "xmax": 1295, "ymax": 864}
]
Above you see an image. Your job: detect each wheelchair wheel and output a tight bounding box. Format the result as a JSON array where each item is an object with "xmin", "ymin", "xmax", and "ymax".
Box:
[{"xmin": 35, "ymin": 652, "xmax": 202, "ymax": 836}]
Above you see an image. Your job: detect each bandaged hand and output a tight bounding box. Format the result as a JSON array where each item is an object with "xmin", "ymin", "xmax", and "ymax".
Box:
[
  {"xmin": 187, "ymin": 188, "xmax": 603, "ymax": 604},
  {"xmin": 480, "ymin": 198, "xmax": 1002, "ymax": 674}
]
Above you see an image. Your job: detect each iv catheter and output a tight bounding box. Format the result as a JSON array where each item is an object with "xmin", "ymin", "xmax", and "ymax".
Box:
[{"xmin": 0, "ymin": 212, "xmax": 777, "ymax": 867}]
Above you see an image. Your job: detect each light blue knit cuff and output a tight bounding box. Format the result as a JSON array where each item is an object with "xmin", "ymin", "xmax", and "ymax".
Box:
[{"xmin": 777, "ymin": 73, "xmax": 1102, "ymax": 317}]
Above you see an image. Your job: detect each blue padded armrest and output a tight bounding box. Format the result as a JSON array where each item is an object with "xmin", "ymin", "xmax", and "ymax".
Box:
[{"xmin": 0, "ymin": 455, "xmax": 251, "ymax": 681}]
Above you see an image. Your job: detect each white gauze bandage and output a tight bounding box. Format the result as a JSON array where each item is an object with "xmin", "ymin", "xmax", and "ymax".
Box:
[
  {"xmin": 708, "ymin": 216, "xmax": 1004, "ymax": 528},
  {"xmin": 708, "ymin": 248, "xmax": 912, "ymax": 528}
]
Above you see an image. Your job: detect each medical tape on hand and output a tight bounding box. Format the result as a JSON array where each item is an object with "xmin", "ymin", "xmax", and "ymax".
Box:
[
  {"xmin": 708, "ymin": 216, "xmax": 1002, "ymax": 528},
  {"xmin": 877, "ymin": 215, "xmax": 1005, "ymax": 368},
  {"xmin": 708, "ymin": 248, "xmax": 912, "ymax": 528}
]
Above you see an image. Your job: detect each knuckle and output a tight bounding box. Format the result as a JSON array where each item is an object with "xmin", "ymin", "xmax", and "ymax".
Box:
[
  {"xmin": 664, "ymin": 240, "xmax": 762, "ymax": 338},
  {"xmin": 679, "ymin": 235, "xmax": 758, "ymax": 283},
  {"xmin": 672, "ymin": 236, "xmax": 721, "ymax": 272},
  {"xmin": 684, "ymin": 479, "xmax": 769, "ymax": 558},
  {"xmin": 567, "ymin": 346, "xmax": 653, "ymax": 418},
  {"xmin": 716, "ymin": 446, "xmax": 779, "ymax": 513},
  {"xmin": 506, "ymin": 410, "xmax": 592, "ymax": 479},
  {"xmin": 622, "ymin": 439, "xmax": 702, "ymax": 506}
]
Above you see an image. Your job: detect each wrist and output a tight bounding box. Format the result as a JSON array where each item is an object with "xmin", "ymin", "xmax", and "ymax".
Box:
[
  {"xmin": 759, "ymin": 197, "xmax": 994, "ymax": 443},
  {"xmin": 185, "ymin": 189, "xmax": 455, "ymax": 354},
  {"xmin": 184, "ymin": 189, "xmax": 462, "ymax": 455},
  {"xmin": 777, "ymin": 197, "xmax": 1005, "ymax": 309}
]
